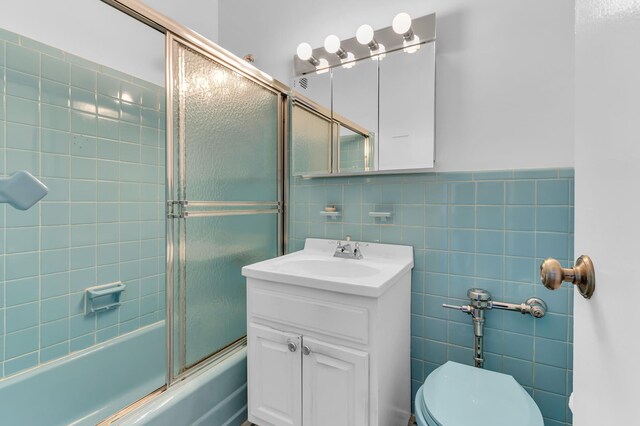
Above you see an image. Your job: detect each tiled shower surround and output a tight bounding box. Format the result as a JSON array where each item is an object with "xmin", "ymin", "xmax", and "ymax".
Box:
[
  {"xmin": 0, "ymin": 29, "xmax": 165, "ymax": 377},
  {"xmin": 289, "ymin": 168, "xmax": 574, "ymax": 425}
]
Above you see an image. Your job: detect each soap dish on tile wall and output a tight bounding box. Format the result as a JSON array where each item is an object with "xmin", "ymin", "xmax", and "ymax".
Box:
[
  {"xmin": 0, "ymin": 171, "xmax": 48, "ymax": 210},
  {"xmin": 85, "ymin": 282, "xmax": 126, "ymax": 314},
  {"xmin": 319, "ymin": 210, "xmax": 341, "ymax": 219},
  {"xmin": 369, "ymin": 211, "xmax": 392, "ymax": 222}
]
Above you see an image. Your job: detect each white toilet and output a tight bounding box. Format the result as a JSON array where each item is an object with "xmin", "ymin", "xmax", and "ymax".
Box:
[{"xmin": 414, "ymin": 361, "xmax": 543, "ymax": 426}]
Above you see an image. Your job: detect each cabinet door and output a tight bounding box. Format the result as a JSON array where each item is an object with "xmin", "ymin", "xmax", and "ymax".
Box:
[
  {"xmin": 248, "ymin": 323, "xmax": 302, "ymax": 426},
  {"xmin": 302, "ymin": 337, "xmax": 369, "ymax": 426}
]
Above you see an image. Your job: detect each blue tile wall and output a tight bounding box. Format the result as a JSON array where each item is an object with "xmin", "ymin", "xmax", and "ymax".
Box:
[
  {"xmin": 289, "ymin": 168, "xmax": 574, "ymax": 425},
  {"xmin": 0, "ymin": 29, "xmax": 165, "ymax": 377}
]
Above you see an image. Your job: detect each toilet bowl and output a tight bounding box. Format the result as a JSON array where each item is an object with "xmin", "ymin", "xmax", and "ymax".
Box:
[{"xmin": 414, "ymin": 361, "xmax": 543, "ymax": 426}]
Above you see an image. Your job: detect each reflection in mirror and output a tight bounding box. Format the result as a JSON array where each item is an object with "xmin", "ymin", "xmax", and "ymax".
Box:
[
  {"xmin": 338, "ymin": 126, "xmax": 374, "ymax": 173},
  {"xmin": 332, "ymin": 57, "xmax": 378, "ymax": 173},
  {"xmin": 289, "ymin": 13, "xmax": 436, "ymax": 177},
  {"xmin": 292, "ymin": 71, "xmax": 331, "ymax": 113},
  {"xmin": 379, "ymin": 43, "xmax": 436, "ymax": 170},
  {"xmin": 291, "ymin": 100, "xmax": 333, "ymax": 176}
]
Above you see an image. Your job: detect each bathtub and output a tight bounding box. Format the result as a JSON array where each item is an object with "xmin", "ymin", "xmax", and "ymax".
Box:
[
  {"xmin": 0, "ymin": 322, "xmax": 165, "ymax": 425},
  {"xmin": 0, "ymin": 320, "xmax": 247, "ymax": 425},
  {"xmin": 117, "ymin": 348, "xmax": 247, "ymax": 425}
]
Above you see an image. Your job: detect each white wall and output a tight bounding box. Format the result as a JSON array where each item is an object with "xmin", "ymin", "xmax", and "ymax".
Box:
[
  {"xmin": 218, "ymin": 0, "xmax": 575, "ymax": 172},
  {"xmin": 0, "ymin": 0, "xmax": 219, "ymax": 87},
  {"xmin": 144, "ymin": 0, "xmax": 219, "ymax": 43},
  {"xmin": 573, "ymin": 0, "xmax": 640, "ymax": 423},
  {"xmin": 0, "ymin": 0, "xmax": 164, "ymax": 85}
]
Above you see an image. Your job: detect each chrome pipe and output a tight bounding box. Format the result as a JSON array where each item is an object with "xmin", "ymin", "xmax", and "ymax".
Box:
[
  {"xmin": 443, "ymin": 288, "xmax": 547, "ymax": 368},
  {"xmin": 491, "ymin": 301, "xmax": 528, "ymax": 313}
]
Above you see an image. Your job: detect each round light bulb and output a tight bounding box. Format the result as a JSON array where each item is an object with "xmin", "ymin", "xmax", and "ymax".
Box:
[
  {"xmin": 392, "ymin": 12, "xmax": 412, "ymax": 35},
  {"xmin": 324, "ymin": 35, "xmax": 341, "ymax": 54},
  {"xmin": 356, "ymin": 24, "xmax": 374, "ymax": 45},
  {"xmin": 296, "ymin": 42, "xmax": 313, "ymax": 61}
]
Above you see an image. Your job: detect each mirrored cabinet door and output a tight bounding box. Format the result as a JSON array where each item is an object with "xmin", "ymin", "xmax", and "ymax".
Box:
[
  {"xmin": 332, "ymin": 58, "xmax": 378, "ymax": 173},
  {"xmin": 290, "ymin": 38, "xmax": 435, "ymax": 177},
  {"xmin": 291, "ymin": 101, "xmax": 333, "ymax": 176},
  {"xmin": 291, "ymin": 72, "xmax": 332, "ymax": 176},
  {"xmin": 379, "ymin": 43, "xmax": 435, "ymax": 170}
]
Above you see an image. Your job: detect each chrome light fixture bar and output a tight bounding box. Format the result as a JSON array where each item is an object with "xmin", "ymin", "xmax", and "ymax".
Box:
[{"xmin": 293, "ymin": 13, "xmax": 435, "ymax": 76}]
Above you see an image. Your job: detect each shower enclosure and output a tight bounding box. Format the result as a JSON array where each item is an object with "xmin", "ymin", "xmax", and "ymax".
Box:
[
  {"xmin": 166, "ymin": 33, "xmax": 286, "ymax": 381},
  {"xmin": 0, "ymin": 0, "xmax": 288, "ymax": 423}
]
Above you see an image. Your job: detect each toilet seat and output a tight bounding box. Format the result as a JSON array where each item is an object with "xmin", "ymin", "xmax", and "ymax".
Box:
[{"xmin": 415, "ymin": 361, "xmax": 543, "ymax": 426}]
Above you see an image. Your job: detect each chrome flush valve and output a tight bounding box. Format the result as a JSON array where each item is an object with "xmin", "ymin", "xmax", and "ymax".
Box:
[{"xmin": 443, "ymin": 288, "xmax": 547, "ymax": 368}]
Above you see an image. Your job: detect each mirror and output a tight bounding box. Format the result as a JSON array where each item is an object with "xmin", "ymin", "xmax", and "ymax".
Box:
[
  {"xmin": 291, "ymin": 72, "xmax": 332, "ymax": 176},
  {"xmin": 379, "ymin": 42, "xmax": 435, "ymax": 171},
  {"xmin": 290, "ymin": 36, "xmax": 435, "ymax": 177},
  {"xmin": 291, "ymin": 99, "xmax": 333, "ymax": 176},
  {"xmin": 332, "ymin": 58, "xmax": 378, "ymax": 173}
]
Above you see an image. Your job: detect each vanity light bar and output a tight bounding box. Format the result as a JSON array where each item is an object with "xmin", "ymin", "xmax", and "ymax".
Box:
[{"xmin": 294, "ymin": 12, "xmax": 435, "ymax": 76}]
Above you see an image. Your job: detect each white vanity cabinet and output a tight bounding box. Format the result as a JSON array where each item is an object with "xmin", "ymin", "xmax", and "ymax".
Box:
[
  {"xmin": 248, "ymin": 322, "xmax": 368, "ymax": 426},
  {"xmin": 242, "ymin": 238, "xmax": 413, "ymax": 426}
]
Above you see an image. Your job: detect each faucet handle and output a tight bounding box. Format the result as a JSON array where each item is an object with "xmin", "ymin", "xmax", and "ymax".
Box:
[{"xmin": 442, "ymin": 303, "xmax": 472, "ymax": 314}]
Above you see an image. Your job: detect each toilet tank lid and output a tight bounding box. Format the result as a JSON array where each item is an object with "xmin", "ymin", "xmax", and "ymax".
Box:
[{"xmin": 421, "ymin": 361, "xmax": 543, "ymax": 426}]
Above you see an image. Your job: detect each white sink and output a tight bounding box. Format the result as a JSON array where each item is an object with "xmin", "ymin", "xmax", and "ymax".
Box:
[
  {"xmin": 242, "ymin": 238, "xmax": 414, "ymax": 297},
  {"xmin": 274, "ymin": 259, "xmax": 380, "ymax": 278}
]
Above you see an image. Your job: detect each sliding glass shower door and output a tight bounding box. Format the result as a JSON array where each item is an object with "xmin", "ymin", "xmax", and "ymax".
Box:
[{"xmin": 168, "ymin": 35, "xmax": 283, "ymax": 377}]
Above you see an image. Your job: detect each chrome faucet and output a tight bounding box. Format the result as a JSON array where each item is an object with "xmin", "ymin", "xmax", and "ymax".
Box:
[{"xmin": 333, "ymin": 235, "xmax": 365, "ymax": 260}]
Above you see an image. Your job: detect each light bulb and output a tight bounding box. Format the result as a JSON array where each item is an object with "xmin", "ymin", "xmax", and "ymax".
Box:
[
  {"xmin": 392, "ymin": 12, "xmax": 412, "ymax": 35},
  {"xmin": 296, "ymin": 42, "xmax": 313, "ymax": 61},
  {"xmin": 316, "ymin": 58, "xmax": 330, "ymax": 74},
  {"xmin": 403, "ymin": 35, "xmax": 421, "ymax": 54},
  {"xmin": 356, "ymin": 25, "xmax": 374, "ymax": 45},
  {"xmin": 324, "ymin": 35, "xmax": 341, "ymax": 54},
  {"xmin": 341, "ymin": 52, "xmax": 356, "ymax": 69},
  {"xmin": 371, "ymin": 44, "xmax": 386, "ymax": 61}
]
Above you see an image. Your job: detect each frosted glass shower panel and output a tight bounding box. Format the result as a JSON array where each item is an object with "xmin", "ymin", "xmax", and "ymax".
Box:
[
  {"xmin": 175, "ymin": 43, "xmax": 279, "ymax": 202},
  {"xmin": 171, "ymin": 38, "xmax": 282, "ymax": 374},
  {"xmin": 184, "ymin": 213, "xmax": 278, "ymax": 367}
]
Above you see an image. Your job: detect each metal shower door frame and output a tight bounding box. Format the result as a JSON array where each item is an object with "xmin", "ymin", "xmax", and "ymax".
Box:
[
  {"xmin": 100, "ymin": 0, "xmax": 290, "ymax": 388},
  {"xmin": 167, "ymin": 33, "xmax": 287, "ymax": 382}
]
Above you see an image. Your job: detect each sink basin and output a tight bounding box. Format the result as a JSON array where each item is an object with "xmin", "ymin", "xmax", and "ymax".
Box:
[
  {"xmin": 242, "ymin": 238, "xmax": 414, "ymax": 297},
  {"xmin": 274, "ymin": 259, "xmax": 380, "ymax": 278}
]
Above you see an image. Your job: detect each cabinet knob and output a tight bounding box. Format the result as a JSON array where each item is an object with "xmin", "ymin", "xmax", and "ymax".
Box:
[
  {"xmin": 287, "ymin": 341, "xmax": 298, "ymax": 352},
  {"xmin": 302, "ymin": 345, "xmax": 311, "ymax": 356}
]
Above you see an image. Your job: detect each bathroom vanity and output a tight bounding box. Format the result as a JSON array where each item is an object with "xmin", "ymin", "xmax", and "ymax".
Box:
[{"xmin": 242, "ymin": 238, "xmax": 414, "ymax": 426}]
